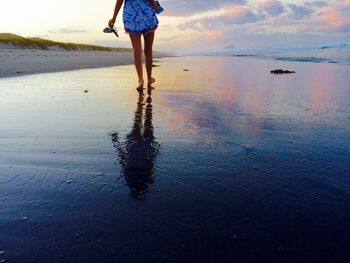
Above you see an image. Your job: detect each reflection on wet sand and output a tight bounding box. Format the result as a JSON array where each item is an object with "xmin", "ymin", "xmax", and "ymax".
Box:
[{"xmin": 111, "ymin": 89, "xmax": 160, "ymax": 200}]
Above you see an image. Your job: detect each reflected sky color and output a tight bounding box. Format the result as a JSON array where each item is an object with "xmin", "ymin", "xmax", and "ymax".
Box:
[
  {"xmin": 154, "ymin": 57, "xmax": 349, "ymax": 145},
  {"xmin": 0, "ymin": 57, "xmax": 349, "ymax": 262}
]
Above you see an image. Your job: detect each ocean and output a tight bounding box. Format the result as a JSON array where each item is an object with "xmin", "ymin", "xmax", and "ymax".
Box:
[{"xmin": 201, "ymin": 42, "xmax": 350, "ymax": 65}]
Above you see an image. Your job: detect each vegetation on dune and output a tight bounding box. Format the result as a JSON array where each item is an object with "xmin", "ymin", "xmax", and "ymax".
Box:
[{"xmin": 0, "ymin": 33, "xmax": 131, "ymax": 52}]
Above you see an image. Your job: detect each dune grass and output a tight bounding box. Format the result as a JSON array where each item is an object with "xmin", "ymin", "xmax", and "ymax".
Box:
[{"xmin": 0, "ymin": 33, "xmax": 131, "ymax": 52}]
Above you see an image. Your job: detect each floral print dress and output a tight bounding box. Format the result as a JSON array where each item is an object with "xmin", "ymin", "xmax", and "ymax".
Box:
[{"xmin": 123, "ymin": 0, "xmax": 159, "ymax": 34}]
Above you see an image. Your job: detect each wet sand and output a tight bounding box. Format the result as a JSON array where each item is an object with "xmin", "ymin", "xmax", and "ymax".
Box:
[{"xmin": 0, "ymin": 56, "xmax": 350, "ymax": 262}]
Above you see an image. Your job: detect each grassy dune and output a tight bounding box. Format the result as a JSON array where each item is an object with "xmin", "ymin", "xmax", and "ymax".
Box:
[{"xmin": 0, "ymin": 33, "xmax": 131, "ymax": 52}]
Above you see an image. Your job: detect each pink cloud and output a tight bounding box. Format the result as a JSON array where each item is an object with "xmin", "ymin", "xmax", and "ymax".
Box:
[
  {"xmin": 160, "ymin": 0, "xmax": 246, "ymax": 17},
  {"xmin": 177, "ymin": 6, "xmax": 260, "ymax": 31},
  {"xmin": 318, "ymin": 0, "xmax": 350, "ymax": 32},
  {"xmin": 169, "ymin": 0, "xmax": 350, "ymax": 51}
]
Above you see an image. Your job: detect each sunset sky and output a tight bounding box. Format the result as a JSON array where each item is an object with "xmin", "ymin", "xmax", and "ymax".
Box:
[{"xmin": 0, "ymin": 0, "xmax": 349, "ymax": 52}]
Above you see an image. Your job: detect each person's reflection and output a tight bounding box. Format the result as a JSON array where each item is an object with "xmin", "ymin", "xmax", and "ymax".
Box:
[{"xmin": 111, "ymin": 89, "xmax": 159, "ymax": 200}]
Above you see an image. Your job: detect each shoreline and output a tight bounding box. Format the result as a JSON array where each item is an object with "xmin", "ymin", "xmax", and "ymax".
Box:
[
  {"xmin": 0, "ymin": 48, "xmax": 347, "ymax": 80},
  {"xmin": 0, "ymin": 49, "xmax": 168, "ymax": 79}
]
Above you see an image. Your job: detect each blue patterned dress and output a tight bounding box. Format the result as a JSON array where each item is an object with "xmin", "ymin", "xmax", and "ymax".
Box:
[{"xmin": 123, "ymin": 0, "xmax": 159, "ymax": 34}]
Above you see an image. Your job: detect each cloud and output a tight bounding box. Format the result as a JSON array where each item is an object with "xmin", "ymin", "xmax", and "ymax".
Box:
[
  {"xmin": 258, "ymin": 0, "xmax": 285, "ymax": 17},
  {"xmin": 161, "ymin": 0, "xmax": 246, "ymax": 16},
  {"xmin": 156, "ymin": 0, "xmax": 350, "ymax": 52},
  {"xmin": 224, "ymin": 44, "xmax": 236, "ymax": 49},
  {"xmin": 287, "ymin": 4, "xmax": 314, "ymax": 20},
  {"xmin": 218, "ymin": 6, "xmax": 260, "ymax": 24},
  {"xmin": 177, "ymin": 6, "xmax": 260, "ymax": 31},
  {"xmin": 48, "ymin": 28, "xmax": 87, "ymax": 34},
  {"xmin": 305, "ymin": 1, "xmax": 328, "ymax": 8},
  {"xmin": 318, "ymin": 0, "xmax": 350, "ymax": 32}
]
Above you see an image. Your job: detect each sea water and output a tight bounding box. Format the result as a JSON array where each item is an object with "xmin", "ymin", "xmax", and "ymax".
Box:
[
  {"xmin": 0, "ymin": 56, "xmax": 349, "ymax": 262},
  {"xmin": 201, "ymin": 42, "xmax": 350, "ymax": 65}
]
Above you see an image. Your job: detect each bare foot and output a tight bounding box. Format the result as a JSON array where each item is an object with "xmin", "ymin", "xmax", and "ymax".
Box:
[
  {"xmin": 136, "ymin": 80, "xmax": 144, "ymax": 93},
  {"xmin": 147, "ymin": 77, "xmax": 155, "ymax": 89},
  {"xmin": 136, "ymin": 86, "xmax": 144, "ymax": 94}
]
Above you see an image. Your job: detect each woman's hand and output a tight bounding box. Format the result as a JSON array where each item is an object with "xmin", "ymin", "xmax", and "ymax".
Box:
[
  {"xmin": 149, "ymin": 0, "xmax": 158, "ymax": 12},
  {"xmin": 108, "ymin": 18, "xmax": 116, "ymax": 28},
  {"xmin": 153, "ymin": 2, "xmax": 159, "ymax": 12}
]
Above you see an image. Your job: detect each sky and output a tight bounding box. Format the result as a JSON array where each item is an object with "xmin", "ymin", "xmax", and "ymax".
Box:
[{"xmin": 0, "ymin": 0, "xmax": 349, "ymax": 52}]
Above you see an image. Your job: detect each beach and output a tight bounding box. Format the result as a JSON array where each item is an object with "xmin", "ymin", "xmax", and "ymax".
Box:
[
  {"xmin": 0, "ymin": 48, "xmax": 166, "ymax": 78},
  {"xmin": 0, "ymin": 56, "xmax": 350, "ymax": 262}
]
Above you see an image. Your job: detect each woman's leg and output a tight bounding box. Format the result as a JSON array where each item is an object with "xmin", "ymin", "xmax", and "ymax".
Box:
[
  {"xmin": 129, "ymin": 33, "xmax": 144, "ymax": 88},
  {"xmin": 143, "ymin": 32, "xmax": 155, "ymax": 88}
]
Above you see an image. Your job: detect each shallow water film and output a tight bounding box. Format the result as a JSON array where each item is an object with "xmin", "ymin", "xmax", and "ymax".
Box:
[{"xmin": 0, "ymin": 57, "xmax": 350, "ymax": 262}]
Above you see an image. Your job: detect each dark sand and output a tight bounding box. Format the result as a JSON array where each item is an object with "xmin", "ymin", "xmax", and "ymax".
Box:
[{"xmin": 0, "ymin": 56, "xmax": 349, "ymax": 262}]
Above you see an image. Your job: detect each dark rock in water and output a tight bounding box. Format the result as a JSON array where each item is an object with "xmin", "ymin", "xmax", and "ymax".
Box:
[
  {"xmin": 84, "ymin": 90, "xmax": 88, "ymax": 93},
  {"xmin": 271, "ymin": 69, "xmax": 296, "ymax": 74},
  {"xmin": 15, "ymin": 69, "xmax": 31, "ymax": 74}
]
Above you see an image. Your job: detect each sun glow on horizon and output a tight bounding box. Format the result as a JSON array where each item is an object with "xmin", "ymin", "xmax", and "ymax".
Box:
[{"xmin": 0, "ymin": 0, "xmax": 349, "ymax": 52}]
